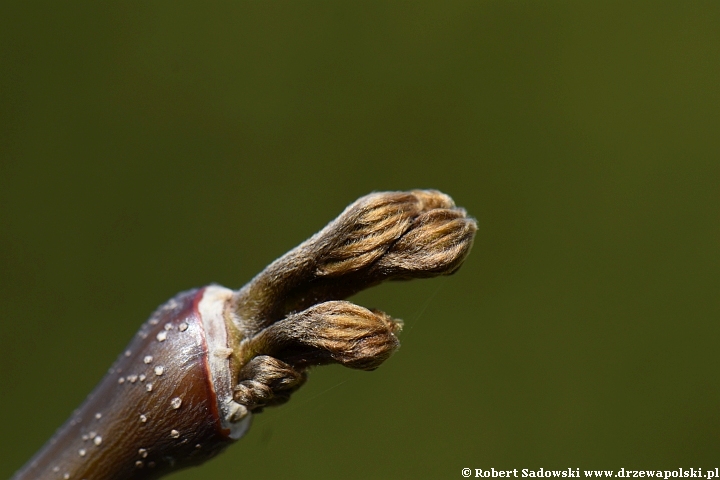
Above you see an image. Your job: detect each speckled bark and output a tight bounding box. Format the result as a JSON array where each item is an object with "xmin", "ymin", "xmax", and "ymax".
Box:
[{"xmin": 13, "ymin": 289, "xmax": 236, "ymax": 480}]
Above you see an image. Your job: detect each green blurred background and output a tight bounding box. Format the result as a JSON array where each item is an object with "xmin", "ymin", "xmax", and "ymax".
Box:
[{"xmin": 1, "ymin": 2, "xmax": 719, "ymax": 478}]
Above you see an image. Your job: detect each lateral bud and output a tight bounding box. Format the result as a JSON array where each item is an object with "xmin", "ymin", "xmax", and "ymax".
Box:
[
  {"xmin": 242, "ymin": 301, "xmax": 402, "ymax": 371},
  {"xmin": 233, "ymin": 356, "xmax": 307, "ymax": 412}
]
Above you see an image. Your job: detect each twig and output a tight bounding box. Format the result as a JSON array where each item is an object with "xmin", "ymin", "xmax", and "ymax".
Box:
[{"xmin": 12, "ymin": 190, "xmax": 476, "ymax": 480}]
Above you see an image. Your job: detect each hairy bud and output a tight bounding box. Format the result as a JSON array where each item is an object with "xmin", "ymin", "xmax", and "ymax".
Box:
[
  {"xmin": 232, "ymin": 189, "xmax": 477, "ymax": 336},
  {"xmin": 375, "ymin": 206, "xmax": 476, "ymax": 276},
  {"xmin": 234, "ymin": 356, "xmax": 306, "ymax": 412},
  {"xmin": 241, "ymin": 301, "xmax": 402, "ymax": 371}
]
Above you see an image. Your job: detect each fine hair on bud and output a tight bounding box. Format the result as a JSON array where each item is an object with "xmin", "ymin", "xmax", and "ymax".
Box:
[
  {"xmin": 373, "ymin": 206, "xmax": 476, "ymax": 276},
  {"xmin": 234, "ymin": 356, "xmax": 307, "ymax": 412},
  {"xmin": 242, "ymin": 301, "xmax": 402, "ymax": 371},
  {"xmin": 232, "ymin": 189, "xmax": 477, "ymax": 336},
  {"xmin": 313, "ymin": 191, "xmax": 440, "ymax": 276}
]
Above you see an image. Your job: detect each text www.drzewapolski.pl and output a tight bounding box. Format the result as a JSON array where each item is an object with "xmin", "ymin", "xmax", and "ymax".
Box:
[{"xmin": 461, "ymin": 469, "xmax": 720, "ymax": 479}]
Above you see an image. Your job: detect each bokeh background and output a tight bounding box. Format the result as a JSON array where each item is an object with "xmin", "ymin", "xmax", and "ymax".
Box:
[{"xmin": 1, "ymin": 2, "xmax": 719, "ymax": 479}]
